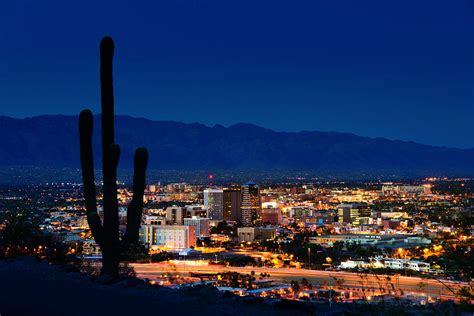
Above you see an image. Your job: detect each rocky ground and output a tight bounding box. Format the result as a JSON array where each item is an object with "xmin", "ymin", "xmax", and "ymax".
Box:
[
  {"xmin": 0, "ymin": 258, "xmax": 321, "ymax": 316},
  {"xmin": 0, "ymin": 258, "xmax": 470, "ymax": 316}
]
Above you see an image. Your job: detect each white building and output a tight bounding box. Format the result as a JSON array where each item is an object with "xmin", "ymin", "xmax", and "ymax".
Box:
[
  {"xmin": 184, "ymin": 216, "xmax": 210, "ymax": 237},
  {"xmin": 165, "ymin": 205, "xmax": 184, "ymax": 224},
  {"xmin": 383, "ymin": 259, "xmax": 405, "ymax": 270},
  {"xmin": 339, "ymin": 260, "xmax": 368, "ymax": 269},
  {"xmin": 143, "ymin": 215, "xmax": 166, "ymax": 225},
  {"xmin": 204, "ymin": 189, "xmax": 224, "ymax": 220},
  {"xmin": 142, "ymin": 225, "xmax": 196, "ymax": 250},
  {"xmin": 339, "ymin": 258, "xmax": 430, "ymax": 272},
  {"xmin": 184, "ymin": 205, "xmax": 208, "ymax": 218},
  {"xmin": 407, "ymin": 260, "xmax": 430, "ymax": 272}
]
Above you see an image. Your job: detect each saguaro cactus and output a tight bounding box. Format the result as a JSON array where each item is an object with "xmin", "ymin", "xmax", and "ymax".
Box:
[{"xmin": 79, "ymin": 36, "xmax": 149, "ymax": 279}]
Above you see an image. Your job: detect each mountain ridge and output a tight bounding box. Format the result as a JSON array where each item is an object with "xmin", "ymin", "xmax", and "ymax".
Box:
[{"xmin": 0, "ymin": 114, "xmax": 473, "ymax": 176}]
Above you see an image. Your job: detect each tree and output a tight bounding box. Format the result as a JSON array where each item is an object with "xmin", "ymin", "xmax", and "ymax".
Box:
[
  {"xmin": 0, "ymin": 211, "xmax": 42, "ymax": 257},
  {"xmin": 291, "ymin": 280, "xmax": 300, "ymax": 293},
  {"xmin": 333, "ymin": 277, "xmax": 345, "ymax": 289},
  {"xmin": 301, "ymin": 278, "xmax": 312, "ymax": 290},
  {"xmin": 210, "ymin": 221, "xmax": 233, "ymax": 236},
  {"xmin": 456, "ymin": 286, "xmax": 474, "ymax": 302},
  {"xmin": 416, "ymin": 281, "xmax": 427, "ymax": 292},
  {"xmin": 79, "ymin": 37, "xmax": 149, "ymax": 280}
]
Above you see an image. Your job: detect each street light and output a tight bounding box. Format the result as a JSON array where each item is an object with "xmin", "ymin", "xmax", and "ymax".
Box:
[{"xmin": 308, "ymin": 247, "xmax": 311, "ymax": 270}]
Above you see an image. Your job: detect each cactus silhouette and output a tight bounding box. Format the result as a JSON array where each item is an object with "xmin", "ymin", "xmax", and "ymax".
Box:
[{"xmin": 79, "ymin": 36, "xmax": 149, "ymax": 279}]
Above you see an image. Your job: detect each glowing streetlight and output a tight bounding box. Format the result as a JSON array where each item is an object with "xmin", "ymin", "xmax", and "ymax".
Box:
[{"xmin": 307, "ymin": 247, "xmax": 311, "ymax": 270}]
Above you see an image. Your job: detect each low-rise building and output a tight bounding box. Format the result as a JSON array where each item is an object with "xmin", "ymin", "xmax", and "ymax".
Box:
[
  {"xmin": 309, "ymin": 234, "xmax": 431, "ymax": 249},
  {"xmin": 261, "ymin": 207, "xmax": 282, "ymax": 225},
  {"xmin": 339, "ymin": 258, "xmax": 430, "ymax": 272},
  {"xmin": 337, "ymin": 203, "xmax": 371, "ymax": 225},
  {"xmin": 184, "ymin": 216, "xmax": 210, "ymax": 237},
  {"xmin": 237, "ymin": 227, "xmax": 276, "ymax": 243},
  {"xmin": 141, "ymin": 225, "xmax": 196, "ymax": 250},
  {"xmin": 165, "ymin": 205, "xmax": 184, "ymax": 225}
]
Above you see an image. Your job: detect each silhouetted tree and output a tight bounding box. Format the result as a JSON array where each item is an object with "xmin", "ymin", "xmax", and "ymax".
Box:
[
  {"xmin": 0, "ymin": 211, "xmax": 41, "ymax": 257},
  {"xmin": 79, "ymin": 37, "xmax": 148, "ymax": 280}
]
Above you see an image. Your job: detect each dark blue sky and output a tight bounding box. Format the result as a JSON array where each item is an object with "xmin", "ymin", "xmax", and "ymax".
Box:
[{"xmin": 1, "ymin": 0, "xmax": 473, "ymax": 148}]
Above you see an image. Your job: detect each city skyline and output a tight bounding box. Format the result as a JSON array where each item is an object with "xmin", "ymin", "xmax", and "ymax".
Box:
[
  {"xmin": 1, "ymin": 0, "xmax": 473, "ymax": 148},
  {"xmin": 1, "ymin": 2, "xmax": 473, "ymax": 313}
]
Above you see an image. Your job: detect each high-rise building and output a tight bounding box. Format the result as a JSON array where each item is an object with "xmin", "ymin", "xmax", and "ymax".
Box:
[
  {"xmin": 184, "ymin": 216, "xmax": 210, "ymax": 237},
  {"xmin": 337, "ymin": 203, "xmax": 371, "ymax": 225},
  {"xmin": 241, "ymin": 182, "xmax": 260, "ymax": 226},
  {"xmin": 203, "ymin": 189, "xmax": 224, "ymax": 220},
  {"xmin": 223, "ymin": 187, "xmax": 241, "ymax": 222}
]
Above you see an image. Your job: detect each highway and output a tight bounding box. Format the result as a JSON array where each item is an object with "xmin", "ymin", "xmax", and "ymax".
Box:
[{"xmin": 132, "ymin": 261, "xmax": 468, "ymax": 300}]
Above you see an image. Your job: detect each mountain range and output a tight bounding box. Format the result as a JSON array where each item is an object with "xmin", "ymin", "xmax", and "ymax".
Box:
[{"xmin": 0, "ymin": 115, "xmax": 473, "ymax": 177}]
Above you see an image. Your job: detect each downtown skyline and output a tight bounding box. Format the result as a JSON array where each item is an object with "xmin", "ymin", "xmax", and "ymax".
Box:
[{"xmin": 1, "ymin": 2, "xmax": 473, "ymax": 311}]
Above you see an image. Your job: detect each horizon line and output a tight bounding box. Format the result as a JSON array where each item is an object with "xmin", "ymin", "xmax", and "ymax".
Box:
[{"xmin": 1, "ymin": 113, "xmax": 473, "ymax": 151}]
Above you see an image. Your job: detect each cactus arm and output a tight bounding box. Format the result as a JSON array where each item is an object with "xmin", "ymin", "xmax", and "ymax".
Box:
[
  {"xmin": 124, "ymin": 147, "xmax": 149, "ymax": 244},
  {"xmin": 79, "ymin": 109, "xmax": 104, "ymax": 245}
]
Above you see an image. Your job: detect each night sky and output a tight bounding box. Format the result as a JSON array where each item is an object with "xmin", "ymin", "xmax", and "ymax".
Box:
[{"xmin": 1, "ymin": 0, "xmax": 473, "ymax": 148}]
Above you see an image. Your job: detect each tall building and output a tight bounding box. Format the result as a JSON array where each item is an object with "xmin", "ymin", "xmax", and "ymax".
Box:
[
  {"xmin": 223, "ymin": 187, "xmax": 241, "ymax": 222},
  {"xmin": 142, "ymin": 225, "xmax": 196, "ymax": 250},
  {"xmin": 203, "ymin": 189, "xmax": 224, "ymax": 220},
  {"xmin": 241, "ymin": 182, "xmax": 261, "ymax": 226},
  {"xmin": 184, "ymin": 216, "xmax": 210, "ymax": 237},
  {"xmin": 337, "ymin": 203, "xmax": 371, "ymax": 225}
]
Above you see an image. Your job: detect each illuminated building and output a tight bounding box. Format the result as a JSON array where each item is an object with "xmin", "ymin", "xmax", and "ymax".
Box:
[
  {"xmin": 142, "ymin": 225, "xmax": 196, "ymax": 250},
  {"xmin": 382, "ymin": 184, "xmax": 430, "ymax": 196},
  {"xmin": 184, "ymin": 205, "xmax": 207, "ymax": 218},
  {"xmin": 337, "ymin": 203, "xmax": 371, "ymax": 225},
  {"xmin": 261, "ymin": 207, "xmax": 282, "ymax": 225},
  {"xmin": 237, "ymin": 227, "xmax": 276, "ymax": 243},
  {"xmin": 204, "ymin": 189, "xmax": 224, "ymax": 220},
  {"xmin": 143, "ymin": 215, "xmax": 166, "ymax": 225},
  {"xmin": 223, "ymin": 187, "xmax": 241, "ymax": 222},
  {"xmin": 309, "ymin": 234, "xmax": 431, "ymax": 249},
  {"xmin": 241, "ymin": 182, "xmax": 260, "ymax": 226},
  {"xmin": 165, "ymin": 205, "xmax": 184, "ymax": 224},
  {"xmin": 184, "ymin": 216, "xmax": 210, "ymax": 237}
]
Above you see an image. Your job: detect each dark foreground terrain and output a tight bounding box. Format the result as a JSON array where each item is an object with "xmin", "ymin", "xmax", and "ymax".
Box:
[
  {"xmin": 0, "ymin": 258, "xmax": 315, "ymax": 316},
  {"xmin": 0, "ymin": 258, "xmax": 470, "ymax": 316}
]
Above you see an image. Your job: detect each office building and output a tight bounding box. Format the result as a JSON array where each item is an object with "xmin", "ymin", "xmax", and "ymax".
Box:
[
  {"xmin": 165, "ymin": 205, "xmax": 184, "ymax": 224},
  {"xmin": 237, "ymin": 227, "xmax": 276, "ymax": 243},
  {"xmin": 203, "ymin": 189, "xmax": 224, "ymax": 220},
  {"xmin": 142, "ymin": 225, "xmax": 196, "ymax": 250},
  {"xmin": 241, "ymin": 182, "xmax": 260, "ymax": 226},
  {"xmin": 261, "ymin": 207, "xmax": 282, "ymax": 225},
  {"xmin": 309, "ymin": 234, "xmax": 431, "ymax": 249},
  {"xmin": 337, "ymin": 203, "xmax": 371, "ymax": 225},
  {"xmin": 184, "ymin": 205, "xmax": 208, "ymax": 218},
  {"xmin": 223, "ymin": 187, "xmax": 241, "ymax": 222},
  {"xmin": 184, "ymin": 216, "xmax": 210, "ymax": 237}
]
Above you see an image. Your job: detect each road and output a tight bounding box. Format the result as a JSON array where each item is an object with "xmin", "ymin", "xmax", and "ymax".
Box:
[{"xmin": 132, "ymin": 261, "xmax": 468, "ymax": 301}]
